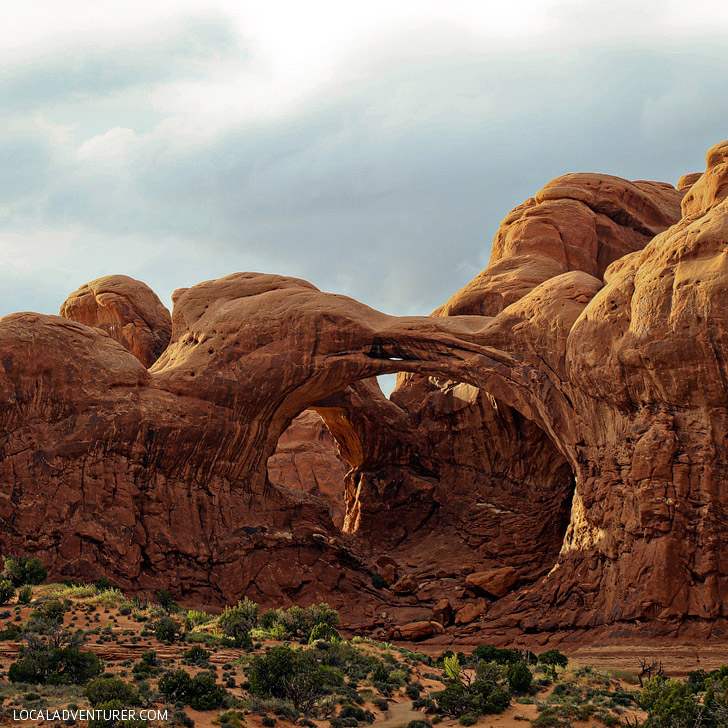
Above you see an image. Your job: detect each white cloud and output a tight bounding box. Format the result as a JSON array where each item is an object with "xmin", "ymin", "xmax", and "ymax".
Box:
[{"xmin": 1, "ymin": 0, "xmax": 728, "ymax": 319}]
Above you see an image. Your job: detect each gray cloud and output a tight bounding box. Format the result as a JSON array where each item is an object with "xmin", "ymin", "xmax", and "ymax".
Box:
[{"xmin": 1, "ymin": 16, "xmax": 728, "ymax": 319}]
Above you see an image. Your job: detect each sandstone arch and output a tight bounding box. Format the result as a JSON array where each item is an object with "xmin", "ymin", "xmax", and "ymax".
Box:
[{"xmin": 5, "ymin": 143, "xmax": 728, "ymax": 642}]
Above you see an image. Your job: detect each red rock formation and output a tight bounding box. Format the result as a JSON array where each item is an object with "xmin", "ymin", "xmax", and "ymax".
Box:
[
  {"xmin": 60, "ymin": 274, "xmax": 172, "ymax": 367},
  {"xmin": 326, "ymin": 172, "xmax": 684, "ymax": 632},
  {"xmin": 267, "ymin": 410, "xmax": 348, "ymax": 528},
  {"xmin": 2, "ymin": 142, "xmax": 727, "ymax": 644}
]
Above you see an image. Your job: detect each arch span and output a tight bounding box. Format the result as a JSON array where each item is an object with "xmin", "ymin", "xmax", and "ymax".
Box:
[{"xmin": 152, "ymin": 271, "xmax": 588, "ymax": 491}]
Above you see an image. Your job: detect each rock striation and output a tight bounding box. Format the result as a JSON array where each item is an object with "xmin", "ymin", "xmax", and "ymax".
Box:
[{"xmin": 2, "ymin": 141, "xmax": 728, "ymax": 642}]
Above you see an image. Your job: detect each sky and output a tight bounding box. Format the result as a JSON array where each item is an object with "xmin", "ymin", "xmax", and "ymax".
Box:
[{"xmin": 1, "ymin": 0, "xmax": 728, "ymax": 320}]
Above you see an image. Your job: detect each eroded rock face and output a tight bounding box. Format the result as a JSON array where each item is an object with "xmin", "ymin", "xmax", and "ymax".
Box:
[
  {"xmin": 328, "ymin": 170, "xmax": 684, "ymax": 631},
  {"xmin": 2, "ymin": 141, "xmax": 727, "ymax": 642},
  {"xmin": 267, "ymin": 411, "xmax": 348, "ymax": 528},
  {"xmin": 60, "ymin": 275, "xmax": 172, "ymax": 367}
]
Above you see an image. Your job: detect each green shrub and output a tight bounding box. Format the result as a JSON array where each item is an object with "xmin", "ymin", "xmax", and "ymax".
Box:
[
  {"xmin": 275, "ymin": 603, "xmax": 340, "ymax": 640},
  {"xmin": 218, "ymin": 598, "xmax": 258, "ymax": 647},
  {"xmin": 262, "ymin": 717, "xmax": 276, "ymax": 727},
  {"xmin": 371, "ymin": 573, "xmax": 388, "ymax": 589},
  {"xmin": 159, "ymin": 669, "xmax": 193, "ymax": 702},
  {"xmin": 0, "ymin": 622, "xmax": 22, "ymax": 640},
  {"xmin": 159, "ymin": 669, "xmax": 226, "ymax": 711},
  {"xmin": 259, "ymin": 609, "xmax": 278, "ymax": 630},
  {"xmin": 3, "ymin": 556, "xmax": 47, "ymax": 587},
  {"xmin": 0, "ymin": 579, "xmax": 15, "ymax": 605},
  {"xmin": 9, "ymin": 645, "xmax": 103, "ymax": 685},
  {"xmin": 87, "ymin": 699, "xmax": 147, "ymax": 727},
  {"xmin": 182, "ymin": 645, "xmax": 210, "ymax": 666},
  {"xmin": 373, "ymin": 696, "xmax": 389, "ymax": 711},
  {"xmin": 17, "ymin": 585, "xmax": 33, "ymax": 604},
  {"xmin": 433, "ymin": 680, "xmax": 510, "ymax": 718},
  {"xmin": 155, "ymin": 590, "xmax": 176, "ymax": 613},
  {"xmin": 84, "ymin": 677, "xmax": 141, "ymax": 706},
  {"xmin": 132, "ymin": 650, "xmax": 159, "ymax": 680},
  {"xmin": 471, "ymin": 645, "xmax": 522, "ymax": 665},
  {"xmin": 153, "ymin": 616, "xmax": 178, "ymax": 642},
  {"xmin": 639, "ymin": 676, "xmax": 703, "ymax": 726},
  {"xmin": 308, "ymin": 622, "xmax": 341, "ymax": 644},
  {"xmin": 248, "ymin": 645, "xmax": 327, "ymax": 713},
  {"xmin": 506, "ymin": 660, "xmax": 532, "ymax": 693},
  {"xmin": 538, "ymin": 649, "xmax": 568, "ymax": 669},
  {"xmin": 187, "ymin": 672, "xmax": 226, "ymax": 711},
  {"xmin": 184, "ymin": 609, "xmax": 212, "ymax": 630},
  {"xmin": 169, "ymin": 711, "xmax": 195, "ymax": 727}
]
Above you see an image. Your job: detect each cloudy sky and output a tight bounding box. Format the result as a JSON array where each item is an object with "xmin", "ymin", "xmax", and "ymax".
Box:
[{"xmin": 1, "ymin": 0, "xmax": 727, "ymax": 319}]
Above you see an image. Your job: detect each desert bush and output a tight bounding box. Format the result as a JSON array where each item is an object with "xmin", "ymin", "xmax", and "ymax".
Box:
[
  {"xmin": 159, "ymin": 669, "xmax": 226, "ymax": 711},
  {"xmin": 182, "ymin": 645, "xmax": 210, "ymax": 666},
  {"xmin": 433, "ymin": 680, "xmax": 510, "ymax": 717},
  {"xmin": 0, "ymin": 580, "xmax": 15, "ymax": 605},
  {"xmin": 184, "ymin": 630, "xmax": 220, "ymax": 647},
  {"xmin": 218, "ymin": 598, "xmax": 258, "ymax": 647},
  {"xmin": 9, "ymin": 643, "xmax": 102, "ymax": 685},
  {"xmin": 187, "ymin": 672, "xmax": 227, "ymax": 710},
  {"xmin": 248, "ymin": 645, "xmax": 328, "ymax": 713},
  {"xmin": 259, "ymin": 609, "xmax": 278, "ymax": 630},
  {"xmin": 471, "ymin": 645, "xmax": 522, "ymax": 666},
  {"xmin": 538, "ymin": 649, "xmax": 568, "ymax": 669},
  {"xmin": 506, "ymin": 660, "xmax": 532, "ymax": 693},
  {"xmin": 131, "ymin": 650, "xmax": 158, "ymax": 680},
  {"xmin": 275, "ymin": 603, "xmax": 340, "ymax": 640},
  {"xmin": 169, "ymin": 711, "xmax": 195, "ymax": 727},
  {"xmin": 17, "ymin": 585, "xmax": 32, "ymax": 604},
  {"xmin": 638, "ymin": 676, "xmax": 705, "ymax": 726},
  {"xmin": 153, "ymin": 616, "xmax": 179, "ymax": 642},
  {"xmin": 308, "ymin": 622, "xmax": 341, "ymax": 644},
  {"xmin": 55, "ymin": 584, "xmax": 98, "ymax": 599},
  {"xmin": 87, "ymin": 699, "xmax": 148, "ymax": 727},
  {"xmin": 159, "ymin": 669, "xmax": 193, "ymax": 703},
  {"xmin": 155, "ymin": 589, "xmax": 176, "ymax": 613},
  {"xmin": 184, "ymin": 609, "xmax": 212, "ymax": 629},
  {"xmin": 0, "ymin": 622, "xmax": 22, "ymax": 640},
  {"xmin": 84, "ymin": 676, "xmax": 141, "ymax": 706},
  {"xmin": 9, "ymin": 596, "xmax": 101, "ymax": 685},
  {"xmin": 88, "ymin": 589, "xmax": 129, "ymax": 609},
  {"xmin": 3, "ymin": 556, "xmax": 47, "ymax": 586},
  {"xmin": 373, "ymin": 696, "xmax": 389, "ymax": 711},
  {"xmin": 430, "ymin": 653, "xmax": 510, "ymax": 719}
]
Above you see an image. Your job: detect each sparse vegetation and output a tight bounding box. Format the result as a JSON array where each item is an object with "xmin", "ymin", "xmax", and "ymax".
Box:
[{"xmin": 0, "ymin": 577, "xmax": 724, "ymax": 728}]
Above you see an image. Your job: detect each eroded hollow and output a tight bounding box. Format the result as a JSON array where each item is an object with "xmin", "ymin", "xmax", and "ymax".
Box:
[
  {"xmin": 269, "ymin": 369, "xmax": 577, "ymax": 593},
  {"xmin": 344, "ymin": 377, "xmax": 577, "ymax": 587},
  {"xmin": 267, "ymin": 410, "xmax": 349, "ymax": 529}
]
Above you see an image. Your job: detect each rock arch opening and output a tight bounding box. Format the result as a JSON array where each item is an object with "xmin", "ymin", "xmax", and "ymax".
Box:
[{"xmin": 265, "ymin": 348, "xmax": 579, "ymax": 606}]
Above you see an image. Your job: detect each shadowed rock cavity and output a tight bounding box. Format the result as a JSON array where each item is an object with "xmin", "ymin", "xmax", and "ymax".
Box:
[{"xmin": 3, "ymin": 142, "xmax": 728, "ymax": 643}]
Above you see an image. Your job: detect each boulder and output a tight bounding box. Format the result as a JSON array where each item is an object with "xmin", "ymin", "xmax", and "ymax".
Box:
[{"xmin": 466, "ymin": 567, "xmax": 520, "ymax": 598}]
